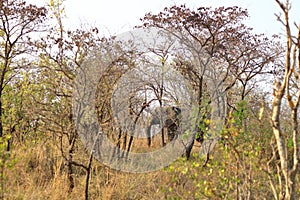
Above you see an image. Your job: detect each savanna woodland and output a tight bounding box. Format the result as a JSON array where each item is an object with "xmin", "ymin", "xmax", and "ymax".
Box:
[{"xmin": 0, "ymin": 0, "xmax": 299, "ymax": 199}]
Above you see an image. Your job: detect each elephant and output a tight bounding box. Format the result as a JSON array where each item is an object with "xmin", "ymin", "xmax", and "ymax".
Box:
[
  {"xmin": 146, "ymin": 106, "xmax": 182, "ymax": 146},
  {"xmin": 145, "ymin": 105, "xmax": 213, "ymax": 160}
]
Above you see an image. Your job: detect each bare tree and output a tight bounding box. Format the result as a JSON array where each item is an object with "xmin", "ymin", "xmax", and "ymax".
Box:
[
  {"xmin": 0, "ymin": 0, "xmax": 46, "ymax": 137},
  {"xmin": 140, "ymin": 5, "xmax": 277, "ymax": 159},
  {"xmin": 269, "ymin": 0, "xmax": 300, "ymax": 199},
  {"xmin": 0, "ymin": 1, "xmax": 46, "ymax": 198},
  {"xmin": 31, "ymin": 0, "xmax": 104, "ymax": 194}
]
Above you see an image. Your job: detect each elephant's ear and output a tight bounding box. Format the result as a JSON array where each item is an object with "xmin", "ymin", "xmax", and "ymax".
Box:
[{"xmin": 173, "ymin": 106, "xmax": 181, "ymax": 114}]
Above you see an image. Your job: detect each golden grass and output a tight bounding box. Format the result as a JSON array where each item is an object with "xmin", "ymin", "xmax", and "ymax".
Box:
[{"xmin": 3, "ymin": 138, "xmax": 299, "ymax": 200}]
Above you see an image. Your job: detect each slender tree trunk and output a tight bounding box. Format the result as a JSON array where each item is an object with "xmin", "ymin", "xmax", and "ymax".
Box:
[
  {"xmin": 272, "ymin": 89, "xmax": 289, "ymax": 199},
  {"xmin": 85, "ymin": 154, "xmax": 93, "ymax": 200},
  {"xmin": 67, "ymin": 148, "xmax": 75, "ymax": 193},
  {"xmin": 288, "ymin": 108, "xmax": 299, "ymax": 200},
  {"xmin": 0, "ymin": 59, "xmax": 8, "ymax": 138},
  {"xmin": 0, "ymin": 99, "xmax": 3, "ymax": 138}
]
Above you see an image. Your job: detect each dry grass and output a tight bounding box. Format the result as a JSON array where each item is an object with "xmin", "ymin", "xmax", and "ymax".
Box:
[
  {"xmin": 3, "ymin": 139, "xmax": 171, "ymax": 200},
  {"xmin": 3, "ymin": 138, "xmax": 299, "ymax": 200}
]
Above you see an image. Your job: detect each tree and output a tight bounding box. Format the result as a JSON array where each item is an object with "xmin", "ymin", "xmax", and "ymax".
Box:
[
  {"xmin": 270, "ymin": 0, "xmax": 300, "ymax": 199},
  {"xmin": 0, "ymin": 1, "xmax": 46, "ymax": 198},
  {"xmin": 26, "ymin": 0, "xmax": 103, "ymax": 195},
  {"xmin": 139, "ymin": 5, "xmax": 277, "ymax": 158},
  {"xmin": 0, "ymin": 0, "xmax": 46, "ymax": 136}
]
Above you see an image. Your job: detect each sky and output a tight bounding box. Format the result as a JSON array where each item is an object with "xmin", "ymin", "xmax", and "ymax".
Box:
[
  {"xmin": 28, "ymin": 0, "xmax": 300, "ymax": 38},
  {"xmin": 58, "ymin": 0, "xmax": 300, "ymax": 37}
]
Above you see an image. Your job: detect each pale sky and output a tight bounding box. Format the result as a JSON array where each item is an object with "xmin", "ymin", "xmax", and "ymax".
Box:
[
  {"xmin": 62, "ymin": 0, "xmax": 300, "ymax": 37},
  {"xmin": 29, "ymin": 0, "xmax": 300, "ymax": 37}
]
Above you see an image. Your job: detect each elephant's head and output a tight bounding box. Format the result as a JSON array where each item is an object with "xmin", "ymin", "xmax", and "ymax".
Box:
[{"xmin": 146, "ymin": 106, "xmax": 182, "ymax": 146}]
